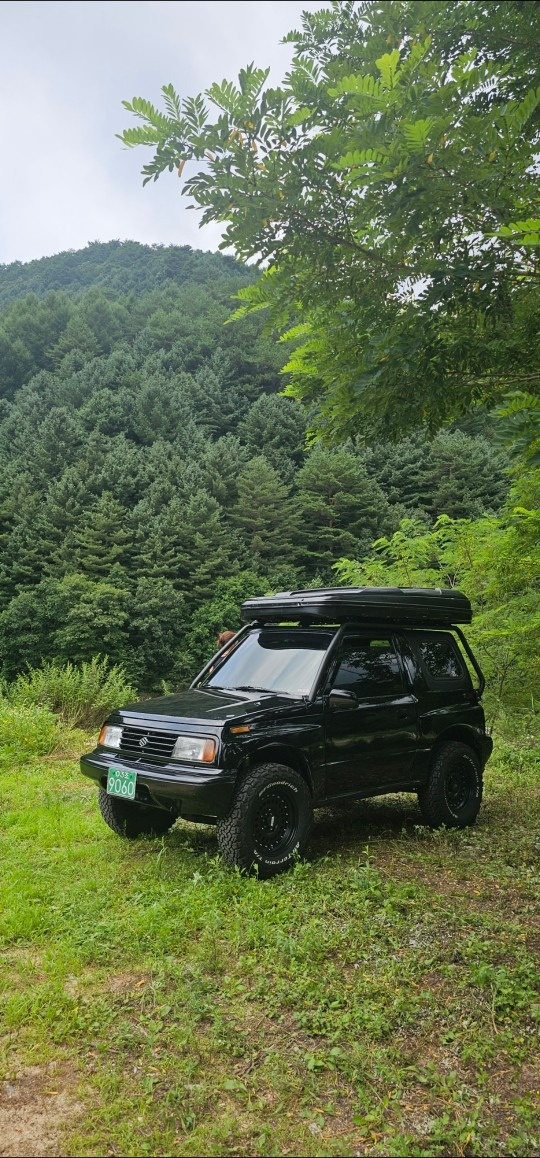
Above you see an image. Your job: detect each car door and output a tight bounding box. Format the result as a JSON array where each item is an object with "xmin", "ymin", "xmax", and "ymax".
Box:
[{"xmin": 323, "ymin": 632, "xmax": 418, "ymax": 799}]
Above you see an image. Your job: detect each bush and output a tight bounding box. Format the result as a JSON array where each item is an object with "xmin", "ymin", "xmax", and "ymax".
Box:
[
  {"xmin": 9, "ymin": 657, "xmax": 136, "ymax": 730},
  {"xmin": 0, "ymin": 700, "xmax": 60, "ymax": 764}
]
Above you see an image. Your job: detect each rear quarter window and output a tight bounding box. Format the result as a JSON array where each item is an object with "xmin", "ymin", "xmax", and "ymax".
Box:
[{"xmin": 415, "ymin": 633, "xmax": 469, "ymax": 685}]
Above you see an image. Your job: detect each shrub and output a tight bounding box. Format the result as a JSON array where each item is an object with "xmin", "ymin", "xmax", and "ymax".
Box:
[
  {"xmin": 0, "ymin": 700, "xmax": 60, "ymax": 764},
  {"xmin": 9, "ymin": 657, "xmax": 136, "ymax": 730}
]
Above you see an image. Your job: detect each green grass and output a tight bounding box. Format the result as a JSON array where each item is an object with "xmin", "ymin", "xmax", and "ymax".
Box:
[{"xmin": 1, "ymin": 734, "xmax": 539, "ymax": 1156}]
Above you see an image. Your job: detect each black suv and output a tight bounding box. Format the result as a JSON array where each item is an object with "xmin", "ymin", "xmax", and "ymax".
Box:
[{"xmin": 81, "ymin": 587, "xmax": 493, "ymax": 877}]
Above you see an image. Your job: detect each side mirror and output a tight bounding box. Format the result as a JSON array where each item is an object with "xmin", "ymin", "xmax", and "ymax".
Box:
[{"xmin": 328, "ymin": 688, "xmax": 359, "ymax": 712}]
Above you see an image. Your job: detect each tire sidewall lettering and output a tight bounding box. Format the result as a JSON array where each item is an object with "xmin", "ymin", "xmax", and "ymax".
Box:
[
  {"xmin": 253, "ymin": 840, "xmax": 300, "ymax": 867},
  {"xmin": 257, "ymin": 780, "xmax": 298, "ymax": 797},
  {"xmin": 250, "ymin": 781, "xmax": 300, "ymax": 861},
  {"xmin": 218, "ymin": 762, "xmax": 313, "ymax": 876},
  {"xmin": 444, "ymin": 754, "xmax": 480, "ymax": 819}
]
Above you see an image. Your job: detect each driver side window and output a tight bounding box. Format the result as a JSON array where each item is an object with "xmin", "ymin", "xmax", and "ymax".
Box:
[{"xmin": 332, "ymin": 637, "xmax": 404, "ymax": 698}]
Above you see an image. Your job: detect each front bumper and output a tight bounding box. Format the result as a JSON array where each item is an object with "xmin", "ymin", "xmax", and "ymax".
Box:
[{"xmin": 80, "ymin": 750, "xmax": 236, "ymax": 818}]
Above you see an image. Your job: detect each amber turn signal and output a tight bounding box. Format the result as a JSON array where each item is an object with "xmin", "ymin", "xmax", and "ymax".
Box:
[{"xmin": 200, "ymin": 738, "xmax": 217, "ymax": 762}]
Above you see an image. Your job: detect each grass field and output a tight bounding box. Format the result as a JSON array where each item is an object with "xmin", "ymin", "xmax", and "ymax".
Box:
[{"xmin": 1, "ymin": 731, "xmax": 539, "ymax": 1157}]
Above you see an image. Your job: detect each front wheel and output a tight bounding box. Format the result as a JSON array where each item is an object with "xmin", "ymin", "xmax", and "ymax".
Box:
[
  {"xmin": 98, "ymin": 788, "xmax": 176, "ymax": 839},
  {"xmin": 418, "ymin": 742, "xmax": 482, "ymax": 829},
  {"xmin": 217, "ymin": 763, "xmax": 313, "ymax": 878}
]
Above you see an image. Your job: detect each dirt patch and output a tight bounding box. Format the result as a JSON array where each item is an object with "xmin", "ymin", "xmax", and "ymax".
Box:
[
  {"xmin": 62, "ymin": 968, "xmax": 151, "ymax": 999},
  {"xmin": 0, "ymin": 1064, "xmax": 82, "ymax": 1157},
  {"xmin": 107, "ymin": 970, "xmax": 151, "ymax": 995}
]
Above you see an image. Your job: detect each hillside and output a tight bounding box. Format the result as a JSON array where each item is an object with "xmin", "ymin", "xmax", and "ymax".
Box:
[
  {"xmin": 0, "ymin": 242, "xmax": 511, "ymax": 689},
  {"xmin": 0, "ymin": 239, "xmax": 246, "ymax": 305}
]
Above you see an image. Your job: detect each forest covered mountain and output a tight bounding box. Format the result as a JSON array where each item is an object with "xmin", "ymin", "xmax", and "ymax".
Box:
[{"xmin": 0, "ymin": 241, "xmax": 510, "ymax": 688}]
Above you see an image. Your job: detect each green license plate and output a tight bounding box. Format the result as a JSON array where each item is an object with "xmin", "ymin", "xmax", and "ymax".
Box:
[{"xmin": 107, "ymin": 768, "xmax": 137, "ymax": 800}]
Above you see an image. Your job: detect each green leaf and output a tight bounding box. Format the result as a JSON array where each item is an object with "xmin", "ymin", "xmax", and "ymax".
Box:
[
  {"xmin": 118, "ymin": 126, "xmax": 161, "ymax": 147},
  {"xmin": 375, "ymin": 49, "xmax": 401, "ymax": 90},
  {"xmin": 161, "ymin": 83, "xmax": 182, "ymax": 120},
  {"xmin": 336, "ymin": 147, "xmax": 388, "ymax": 169},
  {"xmin": 402, "ymin": 117, "xmax": 435, "ymax": 152},
  {"xmin": 502, "ymin": 86, "xmax": 540, "ymax": 137},
  {"xmin": 328, "ymin": 73, "xmax": 383, "ymax": 100}
]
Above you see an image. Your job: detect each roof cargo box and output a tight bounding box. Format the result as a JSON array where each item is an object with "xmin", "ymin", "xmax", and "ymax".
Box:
[{"xmin": 241, "ymin": 586, "xmax": 472, "ymax": 627}]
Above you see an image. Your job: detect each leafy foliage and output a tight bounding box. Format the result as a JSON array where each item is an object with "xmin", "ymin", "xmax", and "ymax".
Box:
[
  {"xmin": 9, "ymin": 657, "xmax": 136, "ymax": 730},
  {"xmin": 120, "ymin": 1, "xmax": 540, "ymax": 444},
  {"xmin": 335, "ymin": 470, "xmax": 540, "ymax": 718}
]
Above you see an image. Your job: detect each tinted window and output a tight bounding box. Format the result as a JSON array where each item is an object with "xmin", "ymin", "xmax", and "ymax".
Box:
[
  {"xmin": 418, "ymin": 636, "xmax": 464, "ymax": 680},
  {"xmin": 332, "ymin": 638, "xmax": 403, "ymax": 697},
  {"xmin": 204, "ymin": 629, "xmax": 334, "ymax": 697}
]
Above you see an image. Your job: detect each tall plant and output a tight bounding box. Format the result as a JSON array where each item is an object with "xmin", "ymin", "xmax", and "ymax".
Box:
[{"xmin": 120, "ymin": 0, "xmax": 540, "ymax": 442}]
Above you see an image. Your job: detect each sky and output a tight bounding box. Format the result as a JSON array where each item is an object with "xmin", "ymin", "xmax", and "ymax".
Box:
[{"xmin": 0, "ymin": 0, "xmax": 325, "ymax": 266}]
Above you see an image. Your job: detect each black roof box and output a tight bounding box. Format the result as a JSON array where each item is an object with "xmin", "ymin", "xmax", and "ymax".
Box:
[{"xmin": 241, "ymin": 586, "xmax": 472, "ymax": 627}]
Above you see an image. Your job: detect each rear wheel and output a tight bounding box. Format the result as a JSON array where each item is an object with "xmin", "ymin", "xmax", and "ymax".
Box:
[
  {"xmin": 217, "ymin": 763, "xmax": 313, "ymax": 878},
  {"xmin": 98, "ymin": 788, "xmax": 176, "ymax": 839},
  {"xmin": 418, "ymin": 742, "xmax": 482, "ymax": 829}
]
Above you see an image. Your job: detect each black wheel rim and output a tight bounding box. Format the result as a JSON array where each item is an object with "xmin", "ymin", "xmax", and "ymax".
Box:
[
  {"xmin": 445, "ymin": 760, "xmax": 475, "ymax": 813},
  {"xmin": 252, "ymin": 790, "xmax": 297, "ymax": 855}
]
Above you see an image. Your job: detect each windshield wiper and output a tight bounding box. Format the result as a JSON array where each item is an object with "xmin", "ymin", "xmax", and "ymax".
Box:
[
  {"xmin": 234, "ymin": 685, "xmax": 270, "ymax": 693},
  {"xmin": 234, "ymin": 685, "xmax": 298, "ymax": 698}
]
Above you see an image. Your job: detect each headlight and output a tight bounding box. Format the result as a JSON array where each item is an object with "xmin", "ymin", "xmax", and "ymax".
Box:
[
  {"xmin": 171, "ymin": 735, "xmax": 216, "ymax": 763},
  {"xmin": 99, "ymin": 724, "xmax": 123, "ymax": 749}
]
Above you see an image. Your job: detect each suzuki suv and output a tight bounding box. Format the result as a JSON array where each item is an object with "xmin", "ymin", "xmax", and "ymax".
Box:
[{"xmin": 81, "ymin": 587, "xmax": 493, "ymax": 877}]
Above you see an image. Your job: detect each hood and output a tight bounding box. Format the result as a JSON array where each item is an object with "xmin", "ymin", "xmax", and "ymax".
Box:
[{"xmin": 114, "ymin": 686, "xmax": 296, "ymax": 727}]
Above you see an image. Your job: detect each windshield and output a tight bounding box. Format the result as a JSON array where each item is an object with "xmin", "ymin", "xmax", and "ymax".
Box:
[{"xmin": 203, "ymin": 628, "xmax": 335, "ymax": 698}]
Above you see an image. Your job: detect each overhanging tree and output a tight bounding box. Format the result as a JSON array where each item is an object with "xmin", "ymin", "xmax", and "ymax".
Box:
[{"xmin": 120, "ymin": 0, "xmax": 540, "ymax": 443}]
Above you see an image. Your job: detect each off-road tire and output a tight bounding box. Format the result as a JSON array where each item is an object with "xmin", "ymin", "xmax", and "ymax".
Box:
[
  {"xmin": 98, "ymin": 788, "xmax": 176, "ymax": 839},
  {"xmin": 217, "ymin": 763, "xmax": 313, "ymax": 878},
  {"xmin": 418, "ymin": 741, "xmax": 482, "ymax": 829}
]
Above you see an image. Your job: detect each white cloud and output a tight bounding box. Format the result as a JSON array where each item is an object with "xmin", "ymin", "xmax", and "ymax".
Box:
[{"xmin": 0, "ymin": 0, "xmax": 324, "ymax": 263}]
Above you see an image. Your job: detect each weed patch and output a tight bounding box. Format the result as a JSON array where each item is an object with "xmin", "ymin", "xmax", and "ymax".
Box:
[{"xmin": 9, "ymin": 657, "xmax": 136, "ymax": 730}]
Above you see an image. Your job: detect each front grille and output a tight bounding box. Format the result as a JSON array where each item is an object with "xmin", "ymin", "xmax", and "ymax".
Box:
[{"xmin": 119, "ymin": 725, "xmax": 178, "ymax": 762}]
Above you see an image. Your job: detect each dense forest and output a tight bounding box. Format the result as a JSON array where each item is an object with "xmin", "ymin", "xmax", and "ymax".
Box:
[{"xmin": 0, "ymin": 239, "xmax": 530, "ymax": 704}]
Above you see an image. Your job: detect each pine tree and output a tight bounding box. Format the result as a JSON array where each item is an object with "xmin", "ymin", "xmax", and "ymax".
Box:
[
  {"xmin": 0, "ymin": 580, "xmax": 58, "ymax": 677},
  {"xmin": 359, "ymin": 435, "xmax": 433, "ymax": 511},
  {"xmin": 239, "ymin": 394, "xmax": 307, "ymax": 480},
  {"xmin": 135, "ymin": 491, "xmax": 233, "ymax": 610},
  {"xmin": 72, "ymin": 493, "xmax": 133, "ymax": 579},
  {"xmin": 296, "ymin": 449, "xmax": 396, "ymax": 574},
  {"xmin": 196, "ymin": 434, "xmax": 250, "ymax": 508},
  {"xmin": 52, "ymin": 574, "xmax": 131, "ymax": 667},
  {"xmin": 0, "ymin": 328, "xmax": 34, "ymax": 398},
  {"xmin": 127, "ymin": 577, "xmax": 186, "ymax": 686},
  {"xmin": 360, "ymin": 432, "xmax": 510, "ymax": 520},
  {"xmin": 232, "ymin": 456, "xmax": 299, "ymax": 567},
  {"xmin": 49, "ymin": 314, "xmax": 100, "ymax": 366},
  {"xmin": 30, "ymin": 407, "xmax": 83, "ymax": 484},
  {"xmin": 131, "ymin": 373, "xmax": 206, "ymax": 448},
  {"xmin": 428, "ymin": 432, "xmax": 509, "ymax": 520}
]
